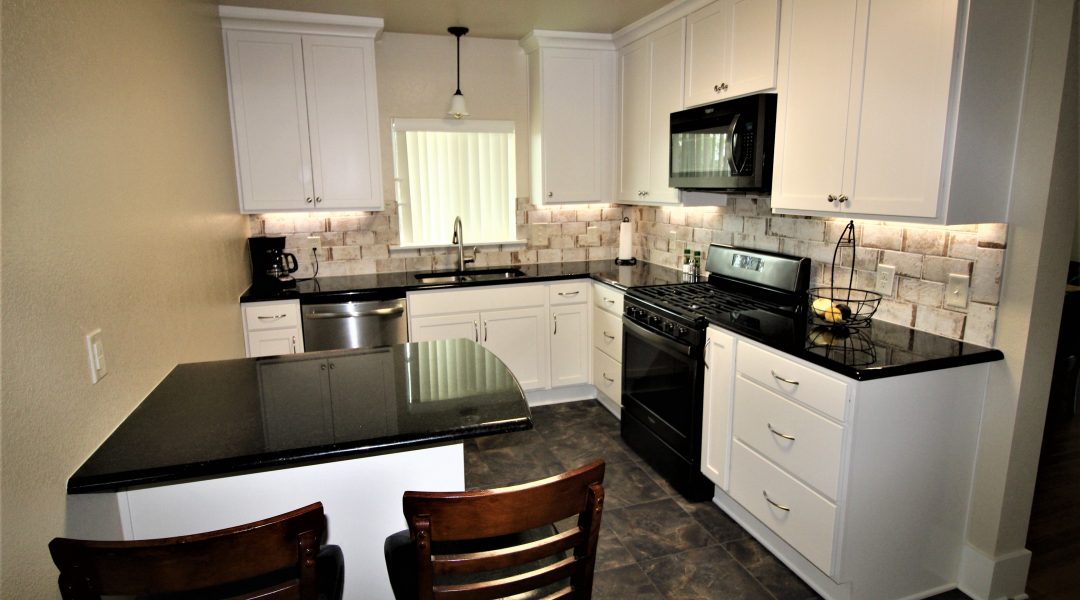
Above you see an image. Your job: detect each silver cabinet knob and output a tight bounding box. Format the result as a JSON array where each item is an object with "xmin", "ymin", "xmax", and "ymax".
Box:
[
  {"xmin": 306, "ymin": 197, "xmax": 313, "ymax": 204},
  {"xmin": 315, "ymin": 197, "xmax": 322, "ymax": 204},
  {"xmin": 713, "ymin": 83, "xmax": 729, "ymax": 93},
  {"xmin": 837, "ymin": 195, "xmax": 848, "ymax": 204},
  {"xmin": 827, "ymin": 195, "xmax": 837, "ymax": 203},
  {"xmin": 547, "ymin": 191, "xmax": 553, "ymax": 198}
]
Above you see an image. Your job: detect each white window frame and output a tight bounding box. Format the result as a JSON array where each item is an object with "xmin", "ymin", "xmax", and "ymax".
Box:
[{"xmin": 391, "ymin": 118, "xmax": 518, "ymax": 249}]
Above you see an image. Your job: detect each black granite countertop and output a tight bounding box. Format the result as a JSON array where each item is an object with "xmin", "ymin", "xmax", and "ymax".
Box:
[
  {"xmin": 240, "ymin": 260, "xmax": 687, "ymax": 304},
  {"xmin": 792, "ymin": 319, "xmax": 1002, "ymax": 380},
  {"xmin": 68, "ymin": 339, "xmax": 530, "ymax": 494},
  {"xmin": 241, "ymin": 259, "xmax": 1000, "ymax": 381}
]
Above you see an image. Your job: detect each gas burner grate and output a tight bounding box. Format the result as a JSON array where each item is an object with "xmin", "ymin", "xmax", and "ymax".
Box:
[{"xmin": 630, "ymin": 283, "xmax": 779, "ymax": 317}]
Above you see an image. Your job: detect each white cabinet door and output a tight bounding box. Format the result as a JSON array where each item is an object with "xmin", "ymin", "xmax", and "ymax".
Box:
[
  {"xmin": 225, "ymin": 30, "xmax": 313, "ymax": 212},
  {"xmin": 248, "ymin": 328, "xmax": 302, "ymax": 358},
  {"xmin": 701, "ymin": 328, "xmax": 735, "ymax": 489},
  {"xmin": 550, "ymin": 304, "xmax": 589, "ymax": 386},
  {"xmin": 843, "ymin": 0, "xmax": 957, "ymax": 219},
  {"xmin": 684, "ymin": 0, "xmax": 778, "ymax": 108},
  {"xmin": 646, "ymin": 20, "xmax": 684, "ymax": 205},
  {"xmin": 302, "ymin": 35, "xmax": 383, "ymax": 211},
  {"xmin": 482, "ymin": 307, "xmax": 550, "ymax": 391},
  {"xmin": 410, "ymin": 313, "xmax": 480, "ymax": 344},
  {"xmin": 616, "ymin": 36, "xmax": 652, "ymax": 203},
  {"xmin": 616, "ymin": 19, "xmax": 684, "ymax": 205},
  {"xmin": 772, "ymin": 0, "xmax": 969, "ymax": 222},
  {"xmin": 532, "ymin": 46, "xmax": 615, "ymax": 205},
  {"xmin": 770, "ymin": 0, "xmax": 859, "ymax": 215}
]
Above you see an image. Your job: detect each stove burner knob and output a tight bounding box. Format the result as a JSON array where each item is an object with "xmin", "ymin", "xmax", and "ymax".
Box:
[
  {"xmin": 648, "ymin": 315, "xmax": 661, "ymax": 327},
  {"xmin": 677, "ymin": 326, "xmax": 688, "ymax": 336},
  {"xmin": 664, "ymin": 322, "xmax": 675, "ymax": 333}
]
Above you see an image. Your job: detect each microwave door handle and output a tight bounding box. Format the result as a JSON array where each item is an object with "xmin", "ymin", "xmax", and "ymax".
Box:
[{"xmin": 726, "ymin": 113, "xmax": 741, "ymax": 175}]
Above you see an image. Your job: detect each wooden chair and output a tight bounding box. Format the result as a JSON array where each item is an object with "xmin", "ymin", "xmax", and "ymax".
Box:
[
  {"xmin": 385, "ymin": 460, "xmax": 606, "ymax": 600},
  {"xmin": 49, "ymin": 502, "xmax": 343, "ymax": 600}
]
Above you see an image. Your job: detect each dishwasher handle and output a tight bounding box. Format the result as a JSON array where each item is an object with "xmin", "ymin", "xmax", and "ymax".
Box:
[{"xmin": 305, "ymin": 306, "xmax": 405, "ymax": 319}]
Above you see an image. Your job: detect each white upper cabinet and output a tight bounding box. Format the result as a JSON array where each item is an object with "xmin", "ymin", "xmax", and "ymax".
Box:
[
  {"xmin": 521, "ymin": 32, "xmax": 616, "ymax": 205},
  {"xmin": 684, "ymin": 0, "xmax": 779, "ymax": 108},
  {"xmin": 220, "ymin": 7, "xmax": 384, "ymax": 213},
  {"xmin": 616, "ymin": 19, "xmax": 685, "ymax": 205},
  {"xmin": 771, "ymin": 0, "xmax": 1033, "ymax": 224}
]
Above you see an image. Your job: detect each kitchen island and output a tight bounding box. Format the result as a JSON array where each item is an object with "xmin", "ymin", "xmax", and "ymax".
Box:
[{"xmin": 65, "ymin": 339, "xmax": 529, "ymax": 599}]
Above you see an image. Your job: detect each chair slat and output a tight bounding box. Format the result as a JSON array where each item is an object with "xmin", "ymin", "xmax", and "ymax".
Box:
[
  {"xmin": 433, "ymin": 556, "xmax": 578, "ymax": 600},
  {"xmin": 433, "ymin": 528, "xmax": 582, "ymax": 575}
]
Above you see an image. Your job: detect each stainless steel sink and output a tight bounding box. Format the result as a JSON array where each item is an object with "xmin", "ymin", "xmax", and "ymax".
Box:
[{"xmin": 415, "ymin": 267, "xmax": 527, "ymax": 284}]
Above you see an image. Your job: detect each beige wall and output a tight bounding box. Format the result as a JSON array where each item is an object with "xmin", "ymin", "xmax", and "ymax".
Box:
[{"xmin": 0, "ymin": 1, "xmax": 249, "ymax": 596}]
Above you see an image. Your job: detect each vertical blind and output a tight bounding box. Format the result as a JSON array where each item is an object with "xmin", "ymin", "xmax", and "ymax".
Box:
[{"xmin": 392, "ymin": 119, "xmax": 517, "ymax": 246}]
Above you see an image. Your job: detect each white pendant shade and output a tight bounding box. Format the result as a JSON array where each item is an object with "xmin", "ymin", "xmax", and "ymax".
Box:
[{"xmin": 448, "ymin": 93, "xmax": 469, "ymax": 119}]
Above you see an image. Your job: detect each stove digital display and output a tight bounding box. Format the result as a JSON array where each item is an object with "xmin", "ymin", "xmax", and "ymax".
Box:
[{"xmin": 731, "ymin": 254, "xmax": 764, "ymax": 272}]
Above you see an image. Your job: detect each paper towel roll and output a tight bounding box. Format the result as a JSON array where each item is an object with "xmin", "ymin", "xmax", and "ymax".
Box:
[{"xmin": 618, "ymin": 221, "xmax": 633, "ymax": 261}]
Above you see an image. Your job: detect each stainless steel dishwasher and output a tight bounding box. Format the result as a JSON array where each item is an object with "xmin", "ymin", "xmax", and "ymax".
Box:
[{"xmin": 301, "ymin": 298, "xmax": 408, "ymax": 351}]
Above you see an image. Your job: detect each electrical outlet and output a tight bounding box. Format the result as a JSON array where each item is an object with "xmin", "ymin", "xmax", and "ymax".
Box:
[
  {"xmin": 946, "ymin": 273, "xmax": 971, "ymax": 308},
  {"xmin": 86, "ymin": 329, "xmax": 107, "ymax": 384},
  {"xmin": 875, "ymin": 265, "xmax": 896, "ymax": 296},
  {"xmin": 305, "ymin": 235, "xmax": 322, "ymax": 250}
]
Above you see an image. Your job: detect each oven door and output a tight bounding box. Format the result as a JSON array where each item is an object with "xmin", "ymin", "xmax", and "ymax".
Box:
[{"xmin": 621, "ymin": 319, "xmax": 704, "ymax": 459}]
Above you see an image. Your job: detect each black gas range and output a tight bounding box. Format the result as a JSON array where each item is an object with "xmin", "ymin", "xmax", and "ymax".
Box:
[{"xmin": 620, "ymin": 245, "xmax": 811, "ymax": 501}]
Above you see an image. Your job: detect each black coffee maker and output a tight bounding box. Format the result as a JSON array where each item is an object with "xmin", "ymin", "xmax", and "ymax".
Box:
[{"xmin": 249, "ymin": 236, "xmax": 299, "ymax": 289}]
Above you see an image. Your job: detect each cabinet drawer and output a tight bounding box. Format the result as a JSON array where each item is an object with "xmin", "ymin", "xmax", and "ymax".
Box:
[
  {"xmin": 593, "ymin": 282, "xmax": 624, "ymax": 315},
  {"xmin": 243, "ymin": 301, "xmax": 300, "ymax": 331},
  {"xmin": 592, "ymin": 308, "xmax": 623, "ymax": 360},
  {"xmin": 729, "ymin": 440, "xmax": 837, "ymax": 574},
  {"xmin": 592, "ymin": 347, "xmax": 622, "ymax": 405},
  {"xmin": 736, "ymin": 342, "xmax": 848, "ymax": 421},
  {"xmin": 733, "ymin": 376, "xmax": 844, "ymax": 500},
  {"xmin": 549, "ymin": 281, "xmax": 589, "ymax": 305}
]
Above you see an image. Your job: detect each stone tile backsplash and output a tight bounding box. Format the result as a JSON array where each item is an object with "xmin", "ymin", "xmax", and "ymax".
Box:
[{"xmin": 247, "ymin": 195, "xmax": 1006, "ymax": 346}]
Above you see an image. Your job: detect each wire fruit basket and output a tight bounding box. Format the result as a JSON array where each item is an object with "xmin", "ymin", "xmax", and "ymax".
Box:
[{"xmin": 808, "ymin": 221, "xmax": 881, "ymax": 328}]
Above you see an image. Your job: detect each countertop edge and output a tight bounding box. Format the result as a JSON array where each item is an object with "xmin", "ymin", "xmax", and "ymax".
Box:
[{"xmin": 68, "ymin": 418, "xmax": 531, "ymax": 494}]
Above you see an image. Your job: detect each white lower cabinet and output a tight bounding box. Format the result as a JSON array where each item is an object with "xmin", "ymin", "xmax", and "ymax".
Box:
[
  {"xmin": 411, "ymin": 306, "xmax": 549, "ymax": 391},
  {"xmin": 706, "ymin": 337, "xmax": 991, "ymax": 599},
  {"xmin": 590, "ymin": 282, "xmax": 625, "ymax": 410},
  {"xmin": 700, "ymin": 326, "xmax": 735, "ymax": 489},
  {"xmin": 242, "ymin": 300, "xmax": 304, "ymax": 358},
  {"xmin": 550, "ymin": 304, "xmax": 589, "ymax": 387}
]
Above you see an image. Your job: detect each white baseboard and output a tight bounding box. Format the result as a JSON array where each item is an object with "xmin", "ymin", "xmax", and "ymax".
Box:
[
  {"xmin": 526, "ymin": 384, "xmax": 597, "ymax": 406},
  {"xmin": 958, "ymin": 544, "xmax": 1032, "ymax": 600},
  {"xmin": 594, "ymin": 391, "xmax": 621, "ymax": 419}
]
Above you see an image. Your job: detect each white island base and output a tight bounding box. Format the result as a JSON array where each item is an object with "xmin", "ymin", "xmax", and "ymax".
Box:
[{"xmin": 66, "ymin": 443, "xmax": 464, "ymax": 600}]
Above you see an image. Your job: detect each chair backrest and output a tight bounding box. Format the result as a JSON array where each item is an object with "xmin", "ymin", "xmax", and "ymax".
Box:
[
  {"xmin": 49, "ymin": 502, "xmax": 326, "ymax": 600},
  {"xmin": 403, "ymin": 459, "xmax": 606, "ymax": 600}
]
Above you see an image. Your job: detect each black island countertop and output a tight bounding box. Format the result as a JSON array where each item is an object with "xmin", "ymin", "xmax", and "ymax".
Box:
[
  {"xmin": 241, "ymin": 259, "xmax": 1002, "ymax": 382},
  {"xmin": 69, "ymin": 339, "xmax": 530, "ymax": 494}
]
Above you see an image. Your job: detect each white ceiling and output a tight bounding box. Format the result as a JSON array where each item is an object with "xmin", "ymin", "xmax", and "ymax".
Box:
[{"xmin": 217, "ymin": 0, "xmax": 675, "ymax": 39}]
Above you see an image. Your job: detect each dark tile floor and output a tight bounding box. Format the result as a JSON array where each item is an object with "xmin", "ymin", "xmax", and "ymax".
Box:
[{"xmin": 463, "ymin": 400, "xmax": 974, "ymax": 600}]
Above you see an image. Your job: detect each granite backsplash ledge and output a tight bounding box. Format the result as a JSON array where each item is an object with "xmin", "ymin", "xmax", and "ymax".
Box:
[{"xmin": 246, "ymin": 195, "xmax": 1005, "ymax": 346}]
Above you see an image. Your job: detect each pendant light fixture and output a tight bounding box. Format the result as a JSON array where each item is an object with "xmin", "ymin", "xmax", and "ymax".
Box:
[{"xmin": 447, "ymin": 26, "xmax": 469, "ymax": 119}]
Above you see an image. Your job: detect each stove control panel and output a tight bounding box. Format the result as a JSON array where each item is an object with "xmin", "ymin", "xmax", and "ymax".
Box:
[{"xmin": 624, "ymin": 301, "xmax": 704, "ymax": 347}]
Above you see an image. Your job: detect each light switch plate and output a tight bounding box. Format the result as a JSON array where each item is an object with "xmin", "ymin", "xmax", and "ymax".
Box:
[
  {"xmin": 946, "ymin": 273, "xmax": 971, "ymax": 308},
  {"xmin": 86, "ymin": 329, "xmax": 107, "ymax": 384},
  {"xmin": 875, "ymin": 265, "xmax": 896, "ymax": 296}
]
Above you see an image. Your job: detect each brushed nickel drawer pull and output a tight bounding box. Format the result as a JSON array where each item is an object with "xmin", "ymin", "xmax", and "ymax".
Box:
[
  {"xmin": 603, "ymin": 298, "xmax": 616, "ymax": 304},
  {"xmin": 257, "ymin": 314, "xmax": 287, "ymax": 320},
  {"xmin": 767, "ymin": 423, "xmax": 796, "ymax": 441},
  {"xmin": 557, "ymin": 291, "xmax": 580, "ymax": 297},
  {"xmin": 762, "ymin": 490, "xmax": 791, "ymax": 512},
  {"xmin": 603, "ymin": 331, "xmax": 615, "ymax": 340},
  {"xmin": 602, "ymin": 373, "xmax": 615, "ymax": 383},
  {"xmin": 771, "ymin": 370, "xmax": 799, "ymax": 386}
]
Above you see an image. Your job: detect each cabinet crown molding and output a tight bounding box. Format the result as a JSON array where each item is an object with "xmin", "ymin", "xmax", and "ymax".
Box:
[
  {"xmin": 519, "ymin": 30, "xmax": 615, "ymax": 53},
  {"xmin": 218, "ymin": 5, "xmax": 384, "ymax": 38},
  {"xmin": 612, "ymin": 0, "xmax": 712, "ymax": 48}
]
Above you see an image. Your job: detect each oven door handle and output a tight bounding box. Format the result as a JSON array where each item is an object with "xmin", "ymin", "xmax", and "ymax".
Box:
[{"xmin": 623, "ymin": 318, "xmax": 696, "ymax": 357}]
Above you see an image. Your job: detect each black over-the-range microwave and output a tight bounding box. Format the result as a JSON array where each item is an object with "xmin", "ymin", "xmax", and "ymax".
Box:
[{"xmin": 669, "ymin": 93, "xmax": 777, "ymax": 193}]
